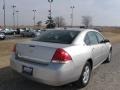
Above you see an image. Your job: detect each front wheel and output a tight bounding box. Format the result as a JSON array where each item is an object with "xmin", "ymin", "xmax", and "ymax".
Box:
[
  {"xmin": 105, "ymin": 51, "xmax": 112, "ymax": 63},
  {"xmin": 75, "ymin": 62, "xmax": 92, "ymax": 88},
  {"xmin": 31, "ymin": 34, "xmax": 35, "ymax": 37}
]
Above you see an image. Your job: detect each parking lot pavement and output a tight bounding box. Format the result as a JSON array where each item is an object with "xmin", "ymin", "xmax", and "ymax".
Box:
[
  {"xmin": 5, "ymin": 35, "xmax": 22, "ymax": 40},
  {"xmin": 0, "ymin": 44, "xmax": 120, "ymax": 90},
  {"xmin": 3, "ymin": 35, "xmax": 31, "ymax": 41}
]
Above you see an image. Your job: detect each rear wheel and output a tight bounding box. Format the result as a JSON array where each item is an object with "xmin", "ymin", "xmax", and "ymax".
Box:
[
  {"xmin": 13, "ymin": 32, "xmax": 16, "ymax": 35},
  {"xmin": 21, "ymin": 34, "xmax": 24, "ymax": 37},
  {"xmin": 75, "ymin": 62, "xmax": 92, "ymax": 88},
  {"xmin": 31, "ymin": 34, "xmax": 35, "ymax": 37}
]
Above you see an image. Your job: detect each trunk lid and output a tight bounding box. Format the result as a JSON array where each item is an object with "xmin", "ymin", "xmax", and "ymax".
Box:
[{"xmin": 16, "ymin": 41, "xmax": 70, "ymax": 64}]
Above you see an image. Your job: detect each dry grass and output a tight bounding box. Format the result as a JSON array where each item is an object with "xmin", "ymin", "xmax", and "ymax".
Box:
[
  {"xmin": 102, "ymin": 32, "xmax": 120, "ymax": 44},
  {"xmin": 0, "ymin": 31, "xmax": 120, "ymax": 68},
  {"xmin": 0, "ymin": 39, "xmax": 30, "ymax": 68},
  {"xmin": 103, "ymin": 27, "xmax": 120, "ymax": 33}
]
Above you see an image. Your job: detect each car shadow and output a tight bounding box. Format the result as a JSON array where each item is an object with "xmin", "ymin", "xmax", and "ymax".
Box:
[{"xmin": 0, "ymin": 67, "xmax": 83, "ymax": 90}]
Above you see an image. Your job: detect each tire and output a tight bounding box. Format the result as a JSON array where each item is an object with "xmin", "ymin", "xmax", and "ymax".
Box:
[
  {"xmin": 1, "ymin": 38, "xmax": 5, "ymax": 40},
  {"xmin": 31, "ymin": 34, "xmax": 35, "ymax": 37},
  {"xmin": 21, "ymin": 34, "xmax": 24, "ymax": 37},
  {"xmin": 75, "ymin": 62, "xmax": 92, "ymax": 88},
  {"xmin": 13, "ymin": 32, "xmax": 16, "ymax": 35},
  {"xmin": 105, "ymin": 50, "xmax": 112, "ymax": 63}
]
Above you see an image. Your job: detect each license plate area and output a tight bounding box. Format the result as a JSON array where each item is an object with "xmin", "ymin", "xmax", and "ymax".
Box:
[{"xmin": 22, "ymin": 66, "xmax": 33, "ymax": 76}]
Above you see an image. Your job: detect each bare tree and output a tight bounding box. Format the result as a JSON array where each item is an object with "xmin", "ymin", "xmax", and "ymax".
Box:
[
  {"xmin": 54, "ymin": 16, "xmax": 66, "ymax": 27},
  {"xmin": 82, "ymin": 16, "xmax": 92, "ymax": 28}
]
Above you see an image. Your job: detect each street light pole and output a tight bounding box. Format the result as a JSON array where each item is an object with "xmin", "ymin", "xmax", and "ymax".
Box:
[
  {"xmin": 48, "ymin": 0, "xmax": 53, "ymax": 18},
  {"xmin": 48, "ymin": 0, "xmax": 53, "ymax": 28},
  {"xmin": 12, "ymin": 5, "xmax": 16, "ymax": 29},
  {"xmin": 3, "ymin": 0, "xmax": 6, "ymax": 29},
  {"xmin": 32, "ymin": 10, "xmax": 36, "ymax": 28},
  {"xmin": 70, "ymin": 6, "xmax": 75, "ymax": 28},
  {"xmin": 16, "ymin": 10, "xmax": 19, "ymax": 28}
]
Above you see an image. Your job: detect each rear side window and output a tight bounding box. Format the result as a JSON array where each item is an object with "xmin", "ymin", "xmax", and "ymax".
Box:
[
  {"xmin": 33, "ymin": 30, "xmax": 80, "ymax": 44},
  {"xmin": 87, "ymin": 32, "xmax": 98, "ymax": 45}
]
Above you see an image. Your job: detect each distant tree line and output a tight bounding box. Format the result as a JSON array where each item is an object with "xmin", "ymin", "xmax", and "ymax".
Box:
[
  {"xmin": 45, "ymin": 16, "xmax": 66, "ymax": 29},
  {"xmin": 37, "ymin": 15, "xmax": 92, "ymax": 29}
]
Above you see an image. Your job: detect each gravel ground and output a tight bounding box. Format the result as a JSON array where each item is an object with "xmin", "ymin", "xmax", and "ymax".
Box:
[{"xmin": 0, "ymin": 44, "xmax": 120, "ymax": 90}]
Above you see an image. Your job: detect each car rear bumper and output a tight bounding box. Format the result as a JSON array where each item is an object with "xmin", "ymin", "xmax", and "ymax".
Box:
[{"xmin": 10, "ymin": 55, "xmax": 80, "ymax": 86}]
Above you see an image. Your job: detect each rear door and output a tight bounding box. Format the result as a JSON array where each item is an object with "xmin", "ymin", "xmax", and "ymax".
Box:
[
  {"xmin": 95, "ymin": 32, "xmax": 109, "ymax": 62},
  {"xmin": 87, "ymin": 32, "xmax": 102, "ymax": 66}
]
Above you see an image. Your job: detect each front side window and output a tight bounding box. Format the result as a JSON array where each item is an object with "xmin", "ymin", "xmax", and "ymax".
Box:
[
  {"xmin": 87, "ymin": 32, "xmax": 98, "ymax": 45},
  {"xmin": 95, "ymin": 32, "xmax": 104, "ymax": 43}
]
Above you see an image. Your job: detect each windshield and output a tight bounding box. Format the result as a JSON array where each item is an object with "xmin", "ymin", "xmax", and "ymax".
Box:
[{"xmin": 33, "ymin": 30, "xmax": 80, "ymax": 44}]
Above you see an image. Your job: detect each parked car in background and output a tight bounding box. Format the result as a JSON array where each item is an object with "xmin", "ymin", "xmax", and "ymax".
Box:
[
  {"xmin": 0, "ymin": 32, "xmax": 6, "ymax": 40},
  {"xmin": 20, "ymin": 29, "xmax": 25, "ymax": 33},
  {"xmin": 20, "ymin": 30, "xmax": 36, "ymax": 37},
  {"xmin": 20, "ymin": 29, "xmax": 46, "ymax": 37},
  {"xmin": 10, "ymin": 28, "xmax": 112, "ymax": 87},
  {"xmin": 11, "ymin": 29, "xmax": 17, "ymax": 34},
  {"xmin": 34, "ymin": 30, "xmax": 41, "ymax": 37},
  {"xmin": 1, "ymin": 28, "xmax": 16, "ymax": 35},
  {"xmin": 0, "ymin": 28, "xmax": 2, "ymax": 31},
  {"xmin": 34, "ymin": 30, "xmax": 47, "ymax": 37}
]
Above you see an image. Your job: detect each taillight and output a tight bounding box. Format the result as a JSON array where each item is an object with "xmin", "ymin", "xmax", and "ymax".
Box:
[
  {"xmin": 12, "ymin": 44, "xmax": 16, "ymax": 52},
  {"xmin": 52, "ymin": 48, "xmax": 72, "ymax": 63}
]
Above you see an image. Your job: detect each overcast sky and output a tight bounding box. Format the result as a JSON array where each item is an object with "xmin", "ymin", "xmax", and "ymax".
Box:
[{"xmin": 0, "ymin": 0, "xmax": 120, "ymax": 26}]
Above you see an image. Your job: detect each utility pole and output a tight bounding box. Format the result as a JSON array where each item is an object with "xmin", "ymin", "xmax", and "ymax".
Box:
[
  {"xmin": 3, "ymin": 0, "xmax": 6, "ymax": 29},
  {"xmin": 48, "ymin": 0, "xmax": 53, "ymax": 28},
  {"xmin": 32, "ymin": 10, "xmax": 36, "ymax": 28},
  {"xmin": 70, "ymin": 6, "xmax": 75, "ymax": 28},
  {"xmin": 16, "ymin": 10, "xmax": 19, "ymax": 28},
  {"xmin": 12, "ymin": 5, "xmax": 16, "ymax": 29}
]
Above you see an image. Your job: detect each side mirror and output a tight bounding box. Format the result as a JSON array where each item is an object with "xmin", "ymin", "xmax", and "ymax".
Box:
[
  {"xmin": 100, "ymin": 39, "xmax": 110, "ymax": 43},
  {"xmin": 104, "ymin": 39, "xmax": 110, "ymax": 43}
]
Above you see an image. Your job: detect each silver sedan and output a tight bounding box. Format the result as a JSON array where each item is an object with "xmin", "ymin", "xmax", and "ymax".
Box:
[{"xmin": 10, "ymin": 28, "xmax": 112, "ymax": 87}]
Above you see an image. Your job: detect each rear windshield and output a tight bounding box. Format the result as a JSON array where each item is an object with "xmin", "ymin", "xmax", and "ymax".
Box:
[{"xmin": 33, "ymin": 30, "xmax": 80, "ymax": 44}]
